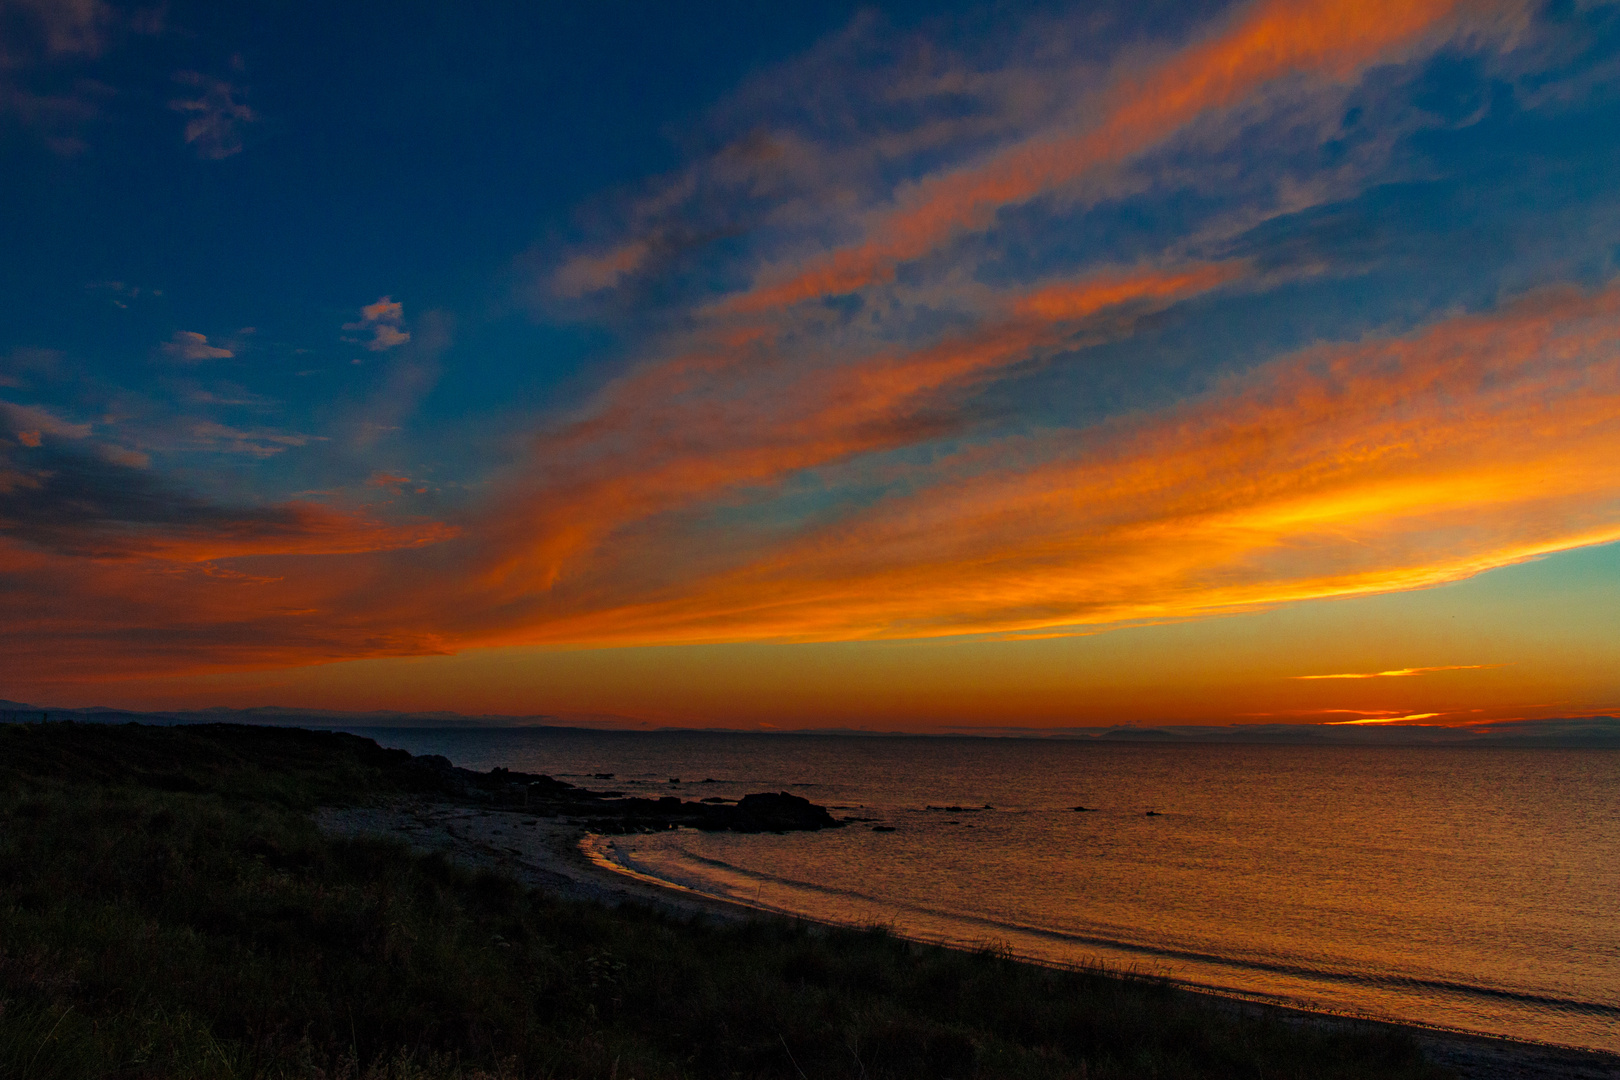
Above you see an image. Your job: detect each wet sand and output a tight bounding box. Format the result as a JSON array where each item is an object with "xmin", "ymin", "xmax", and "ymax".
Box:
[
  {"xmin": 317, "ymin": 798, "xmax": 763, "ymax": 922},
  {"xmin": 319, "ymin": 798, "xmax": 1620, "ymax": 1080}
]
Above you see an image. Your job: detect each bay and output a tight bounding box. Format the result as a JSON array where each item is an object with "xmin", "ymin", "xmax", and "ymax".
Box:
[{"xmin": 352, "ymin": 728, "xmax": 1620, "ymax": 1053}]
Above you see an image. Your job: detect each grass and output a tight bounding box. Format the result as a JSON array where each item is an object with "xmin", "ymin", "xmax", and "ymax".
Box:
[{"xmin": 0, "ymin": 721, "xmax": 1454, "ymax": 1079}]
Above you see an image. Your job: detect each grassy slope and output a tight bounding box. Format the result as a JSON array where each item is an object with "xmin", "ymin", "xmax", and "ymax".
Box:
[{"xmin": 0, "ymin": 722, "xmax": 1452, "ymax": 1080}]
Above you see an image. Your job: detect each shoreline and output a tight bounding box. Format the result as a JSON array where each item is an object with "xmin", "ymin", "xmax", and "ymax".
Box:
[{"xmin": 319, "ymin": 797, "xmax": 1620, "ymax": 1080}]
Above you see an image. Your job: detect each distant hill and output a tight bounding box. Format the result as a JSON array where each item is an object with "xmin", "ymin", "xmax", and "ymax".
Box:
[
  {"xmin": 2, "ymin": 700, "xmax": 1618, "ymax": 746},
  {"xmin": 0, "ymin": 700, "xmax": 631, "ymax": 731}
]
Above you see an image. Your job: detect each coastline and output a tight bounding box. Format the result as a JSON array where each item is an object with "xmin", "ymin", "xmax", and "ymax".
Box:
[
  {"xmin": 320, "ymin": 796, "xmax": 1620, "ymax": 1080},
  {"xmin": 317, "ymin": 798, "xmax": 768, "ymax": 923}
]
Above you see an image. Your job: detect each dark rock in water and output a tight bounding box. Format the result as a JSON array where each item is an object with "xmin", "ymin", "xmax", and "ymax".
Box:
[
  {"xmin": 1069, "ymin": 805, "xmax": 1096, "ymax": 812},
  {"xmin": 1144, "ymin": 810, "xmax": 1161, "ymax": 816},
  {"xmin": 871, "ymin": 825, "xmax": 896, "ymax": 832},
  {"xmin": 708, "ymin": 791, "xmax": 843, "ymax": 833},
  {"xmin": 593, "ymin": 772, "xmax": 614, "ymax": 780},
  {"xmin": 376, "ymin": 743, "xmax": 843, "ymax": 835}
]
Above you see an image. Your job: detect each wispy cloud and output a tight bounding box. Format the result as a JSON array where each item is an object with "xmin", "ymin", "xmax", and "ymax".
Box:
[
  {"xmin": 0, "ymin": 0, "xmax": 143, "ymax": 153},
  {"xmin": 344, "ymin": 297, "xmax": 411, "ymax": 351},
  {"xmin": 551, "ymin": 241, "xmax": 653, "ymax": 299},
  {"xmin": 161, "ymin": 331, "xmax": 233, "ymax": 362},
  {"xmin": 89, "ymin": 281, "xmax": 162, "ymax": 309},
  {"xmin": 467, "ymin": 281, "xmax": 1620, "ymax": 647},
  {"xmin": 3, "ymin": 0, "xmax": 1616, "ymax": 696},
  {"xmin": 712, "ymin": 0, "xmax": 1524, "ymax": 317},
  {"xmin": 484, "ymin": 258, "xmax": 1246, "ymax": 591},
  {"xmin": 1293, "ymin": 665, "xmax": 1499, "ymax": 680},
  {"xmin": 2, "ymin": 0, "xmax": 119, "ymax": 58},
  {"xmin": 1325, "ymin": 712, "xmax": 1443, "ymax": 725},
  {"xmin": 0, "ymin": 436, "xmax": 453, "ymax": 562},
  {"xmin": 539, "ymin": 9, "xmax": 1102, "ymax": 310},
  {"xmin": 0, "ymin": 400, "xmax": 92, "ymax": 452},
  {"xmin": 14, "ymin": 238, "xmax": 1620, "ymax": 678},
  {"xmin": 348, "ymin": 309, "xmax": 449, "ymax": 448},
  {"xmin": 187, "ymin": 421, "xmax": 315, "ymax": 459},
  {"xmin": 170, "ymin": 72, "xmax": 256, "ymax": 160}
]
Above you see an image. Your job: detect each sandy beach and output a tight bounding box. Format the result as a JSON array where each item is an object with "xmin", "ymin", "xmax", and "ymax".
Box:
[
  {"xmin": 320, "ymin": 797, "xmax": 1620, "ymax": 1080},
  {"xmin": 317, "ymin": 799, "xmax": 765, "ymax": 922}
]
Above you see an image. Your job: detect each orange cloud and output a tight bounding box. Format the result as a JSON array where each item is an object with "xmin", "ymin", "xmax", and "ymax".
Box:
[
  {"xmin": 1325, "ymin": 713, "xmax": 1443, "ymax": 725},
  {"xmin": 12, "ymin": 280, "xmax": 1620, "ymax": 687},
  {"xmin": 1293, "ymin": 664, "xmax": 1497, "ymax": 680},
  {"xmin": 360, "ymin": 298, "xmax": 403, "ymax": 323},
  {"xmin": 344, "ymin": 296, "xmax": 410, "ymax": 351},
  {"xmin": 0, "ymin": 260, "xmax": 1234, "ymax": 682},
  {"xmin": 722, "ymin": 0, "xmax": 1504, "ymax": 315},
  {"xmin": 0, "ymin": 504, "xmax": 460, "ymax": 682},
  {"xmin": 552, "ymin": 240, "xmax": 653, "ymax": 298},
  {"xmin": 1013, "ymin": 263, "xmax": 1245, "ymax": 321},
  {"xmin": 161, "ymin": 330, "xmax": 233, "ymax": 362},
  {"xmin": 480, "ymin": 260, "xmax": 1241, "ymax": 594},
  {"xmin": 125, "ymin": 507, "xmax": 456, "ymax": 563},
  {"xmin": 470, "ymin": 282, "xmax": 1620, "ymax": 647}
]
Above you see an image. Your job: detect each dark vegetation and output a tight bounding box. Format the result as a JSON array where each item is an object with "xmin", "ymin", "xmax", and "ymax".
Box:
[{"xmin": 0, "ymin": 722, "xmax": 1453, "ymax": 1079}]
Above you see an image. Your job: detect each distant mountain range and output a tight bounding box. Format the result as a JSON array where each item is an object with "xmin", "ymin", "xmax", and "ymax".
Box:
[
  {"xmin": 0, "ymin": 701, "xmax": 622, "ymax": 730},
  {"xmin": 2, "ymin": 701, "xmax": 1618, "ymax": 746}
]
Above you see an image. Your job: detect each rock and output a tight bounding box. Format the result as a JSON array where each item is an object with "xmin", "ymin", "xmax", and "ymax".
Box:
[
  {"xmin": 722, "ymin": 791, "xmax": 843, "ymax": 833},
  {"xmin": 871, "ymin": 825, "xmax": 896, "ymax": 832}
]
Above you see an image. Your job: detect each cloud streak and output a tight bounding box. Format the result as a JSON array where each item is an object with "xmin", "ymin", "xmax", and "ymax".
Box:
[
  {"xmin": 344, "ymin": 297, "xmax": 411, "ymax": 352},
  {"xmin": 717, "ymin": 0, "xmax": 1519, "ymax": 316},
  {"xmin": 3, "ymin": 0, "xmax": 1615, "ymax": 709},
  {"xmin": 170, "ymin": 73, "xmax": 256, "ymax": 160},
  {"xmin": 483, "ymin": 259, "xmax": 1246, "ymax": 593},
  {"xmin": 466, "ymin": 282, "xmax": 1620, "ymax": 647},
  {"xmin": 12, "ymin": 236, "xmax": 1620, "ymax": 681},
  {"xmin": 1325, "ymin": 713, "xmax": 1443, "ymax": 725},
  {"xmin": 161, "ymin": 331, "xmax": 233, "ymax": 362},
  {"xmin": 1293, "ymin": 665, "xmax": 1498, "ymax": 680}
]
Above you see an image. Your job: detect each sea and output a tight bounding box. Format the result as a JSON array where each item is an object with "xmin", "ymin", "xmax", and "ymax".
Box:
[{"xmin": 349, "ymin": 728, "xmax": 1620, "ymax": 1053}]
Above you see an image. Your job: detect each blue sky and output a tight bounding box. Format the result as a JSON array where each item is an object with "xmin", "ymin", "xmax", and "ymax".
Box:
[{"xmin": 3, "ymin": 0, "xmax": 1620, "ymax": 726}]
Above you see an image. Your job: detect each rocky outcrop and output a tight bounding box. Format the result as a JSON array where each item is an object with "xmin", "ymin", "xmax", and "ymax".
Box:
[
  {"xmin": 400, "ymin": 753, "xmax": 842, "ymax": 835},
  {"xmin": 721, "ymin": 791, "xmax": 842, "ymax": 833}
]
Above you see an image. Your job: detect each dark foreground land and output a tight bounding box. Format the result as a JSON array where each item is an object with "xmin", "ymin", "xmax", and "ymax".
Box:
[{"xmin": 0, "ymin": 722, "xmax": 1578, "ymax": 1080}]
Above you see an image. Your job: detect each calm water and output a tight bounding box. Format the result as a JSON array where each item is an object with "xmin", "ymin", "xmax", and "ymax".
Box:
[{"xmin": 353, "ymin": 728, "xmax": 1620, "ymax": 1052}]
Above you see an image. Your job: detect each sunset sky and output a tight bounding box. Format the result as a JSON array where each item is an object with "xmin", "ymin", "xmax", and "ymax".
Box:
[{"xmin": 4, "ymin": 0, "xmax": 1620, "ymax": 728}]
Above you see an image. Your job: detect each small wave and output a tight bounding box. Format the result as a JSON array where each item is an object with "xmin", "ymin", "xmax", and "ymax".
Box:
[{"xmin": 638, "ymin": 843, "xmax": 1620, "ymax": 1021}]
